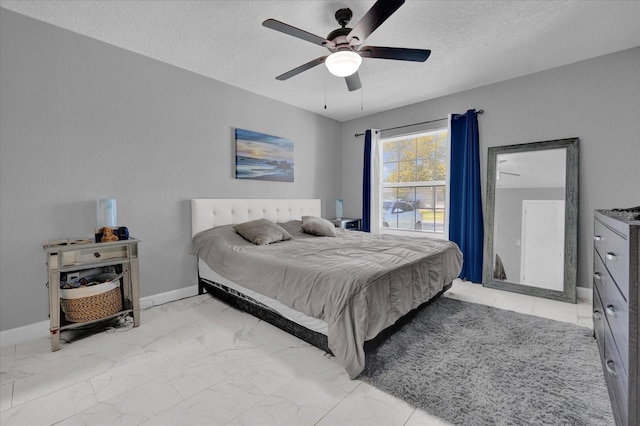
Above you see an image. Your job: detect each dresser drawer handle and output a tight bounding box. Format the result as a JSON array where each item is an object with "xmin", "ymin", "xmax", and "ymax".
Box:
[
  {"xmin": 605, "ymin": 360, "xmax": 618, "ymax": 378},
  {"xmin": 605, "ymin": 305, "xmax": 616, "ymax": 317},
  {"xmin": 606, "ymin": 252, "xmax": 616, "ymax": 261},
  {"xmin": 593, "ymin": 235, "xmax": 601, "ymax": 241},
  {"xmin": 93, "ymin": 252, "xmax": 101, "ymax": 258},
  {"xmin": 593, "ymin": 272, "xmax": 602, "ymax": 280}
]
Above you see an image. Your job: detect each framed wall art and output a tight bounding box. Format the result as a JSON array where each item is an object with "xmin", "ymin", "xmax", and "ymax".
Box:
[{"xmin": 235, "ymin": 128, "xmax": 294, "ymax": 182}]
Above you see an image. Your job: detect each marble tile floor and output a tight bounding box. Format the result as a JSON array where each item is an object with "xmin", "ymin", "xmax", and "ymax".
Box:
[{"xmin": 0, "ymin": 280, "xmax": 593, "ymax": 426}]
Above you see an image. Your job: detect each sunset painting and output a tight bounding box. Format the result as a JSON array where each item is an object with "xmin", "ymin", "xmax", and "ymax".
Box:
[{"xmin": 235, "ymin": 128, "xmax": 294, "ymax": 182}]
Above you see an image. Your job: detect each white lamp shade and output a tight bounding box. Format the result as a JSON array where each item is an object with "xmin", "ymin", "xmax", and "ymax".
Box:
[
  {"xmin": 97, "ymin": 199, "xmax": 117, "ymax": 228},
  {"xmin": 325, "ymin": 51, "xmax": 362, "ymax": 77}
]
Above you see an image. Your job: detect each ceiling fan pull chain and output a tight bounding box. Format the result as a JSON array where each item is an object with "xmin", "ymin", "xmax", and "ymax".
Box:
[
  {"xmin": 361, "ymin": 86, "xmax": 364, "ymax": 111},
  {"xmin": 324, "ymin": 73, "xmax": 327, "ymax": 110}
]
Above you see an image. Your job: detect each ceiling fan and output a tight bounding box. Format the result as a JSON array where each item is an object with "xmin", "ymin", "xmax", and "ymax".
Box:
[
  {"xmin": 262, "ymin": 0, "xmax": 431, "ymax": 91},
  {"xmin": 498, "ymin": 171, "xmax": 521, "ymax": 176},
  {"xmin": 497, "ymin": 159, "xmax": 521, "ymax": 179}
]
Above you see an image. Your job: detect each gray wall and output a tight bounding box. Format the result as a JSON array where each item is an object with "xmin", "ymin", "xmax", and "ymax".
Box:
[
  {"xmin": 340, "ymin": 46, "xmax": 640, "ymax": 289},
  {"xmin": 0, "ymin": 10, "xmax": 342, "ymax": 331}
]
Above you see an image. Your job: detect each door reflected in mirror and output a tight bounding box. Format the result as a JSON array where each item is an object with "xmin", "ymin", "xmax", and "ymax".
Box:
[{"xmin": 483, "ymin": 138, "xmax": 578, "ymax": 303}]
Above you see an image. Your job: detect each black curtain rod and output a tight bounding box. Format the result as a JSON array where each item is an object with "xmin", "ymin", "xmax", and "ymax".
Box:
[{"xmin": 354, "ymin": 109, "xmax": 484, "ymax": 137}]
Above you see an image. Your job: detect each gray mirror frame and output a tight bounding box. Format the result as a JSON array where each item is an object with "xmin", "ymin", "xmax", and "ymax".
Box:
[{"xmin": 482, "ymin": 137, "xmax": 579, "ymax": 303}]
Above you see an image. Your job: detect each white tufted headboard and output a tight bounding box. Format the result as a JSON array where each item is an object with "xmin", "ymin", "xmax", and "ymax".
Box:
[{"xmin": 191, "ymin": 198, "xmax": 322, "ymax": 236}]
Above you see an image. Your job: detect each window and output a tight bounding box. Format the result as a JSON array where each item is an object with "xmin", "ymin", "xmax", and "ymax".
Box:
[{"xmin": 381, "ymin": 128, "xmax": 448, "ymax": 234}]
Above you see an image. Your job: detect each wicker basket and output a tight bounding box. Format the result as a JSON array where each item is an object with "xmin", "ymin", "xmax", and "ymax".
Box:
[{"xmin": 60, "ymin": 273, "xmax": 122, "ymax": 322}]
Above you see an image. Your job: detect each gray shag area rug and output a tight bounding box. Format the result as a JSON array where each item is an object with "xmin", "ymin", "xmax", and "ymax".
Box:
[{"xmin": 359, "ymin": 297, "xmax": 614, "ymax": 426}]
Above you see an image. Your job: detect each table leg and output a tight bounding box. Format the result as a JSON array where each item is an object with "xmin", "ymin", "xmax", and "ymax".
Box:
[
  {"xmin": 49, "ymin": 271, "xmax": 61, "ymax": 351},
  {"xmin": 129, "ymin": 258, "xmax": 140, "ymax": 327}
]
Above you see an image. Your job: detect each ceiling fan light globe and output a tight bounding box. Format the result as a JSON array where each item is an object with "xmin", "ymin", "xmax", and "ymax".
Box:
[{"xmin": 325, "ymin": 51, "xmax": 362, "ymax": 77}]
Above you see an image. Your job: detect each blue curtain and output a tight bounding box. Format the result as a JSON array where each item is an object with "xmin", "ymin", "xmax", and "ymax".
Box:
[
  {"xmin": 449, "ymin": 110, "xmax": 484, "ymax": 283},
  {"xmin": 361, "ymin": 130, "xmax": 372, "ymax": 232}
]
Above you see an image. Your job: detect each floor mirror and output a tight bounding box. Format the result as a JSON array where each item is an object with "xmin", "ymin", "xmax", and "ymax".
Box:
[{"xmin": 482, "ymin": 138, "xmax": 579, "ymax": 303}]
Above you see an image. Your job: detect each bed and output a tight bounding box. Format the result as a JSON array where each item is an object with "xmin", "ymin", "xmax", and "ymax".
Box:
[{"xmin": 190, "ymin": 198, "xmax": 463, "ymax": 378}]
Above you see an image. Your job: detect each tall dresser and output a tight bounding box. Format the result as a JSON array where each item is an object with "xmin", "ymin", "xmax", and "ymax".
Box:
[{"xmin": 593, "ymin": 210, "xmax": 639, "ymax": 426}]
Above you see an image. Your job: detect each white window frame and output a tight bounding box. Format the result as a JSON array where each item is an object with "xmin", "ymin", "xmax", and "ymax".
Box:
[{"xmin": 379, "ymin": 126, "xmax": 450, "ymax": 239}]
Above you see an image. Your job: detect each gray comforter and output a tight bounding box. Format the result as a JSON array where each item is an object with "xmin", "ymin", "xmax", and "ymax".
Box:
[{"xmin": 191, "ymin": 221, "xmax": 463, "ymax": 378}]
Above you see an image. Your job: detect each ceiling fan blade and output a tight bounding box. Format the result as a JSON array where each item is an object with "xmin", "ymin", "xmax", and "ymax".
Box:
[
  {"xmin": 263, "ymin": 19, "xmax": 335, "ymax": 48},
  {"xmin": 345, "ymin": 72, "xmax": 362, "ymax": 91},
  {"xmin": 347, "ymin": 0, "xmax": 405, "ymax": 45},
  {"xmin": 359, "ymin": 46, "xmax": 431, "ymax": 62},
  {"xmin": 276, "ymin": 56, "xmax": 328, "ymax": 81}
]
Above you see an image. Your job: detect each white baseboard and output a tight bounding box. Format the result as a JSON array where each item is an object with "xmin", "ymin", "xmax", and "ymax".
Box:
[
  {"xmin": 577, "ymin": 286, "xmax": 592, "ymax": 302},
  {"xmin": 138, "ymin": 284, "xmax": 198, "ymax": 310},
  {"xmin": 0, "ymin": 285, "xmax": 199, "ymax": 348},
  {"xmin": 0, "ymin": 320, "xmax": 50, "ymax": 348},
  {"xmin": 2, "ymin": 284, "xmax": 592, "ymax": 348}
]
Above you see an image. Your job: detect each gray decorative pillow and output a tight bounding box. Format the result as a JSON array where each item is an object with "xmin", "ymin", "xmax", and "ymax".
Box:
[
  {"xmin": 233, "ymin": 218, "xmax": 292, "ymax": 245},
  {"xmin": 301, "ymin": 216, "xmax": 337, "ymax": 237}
]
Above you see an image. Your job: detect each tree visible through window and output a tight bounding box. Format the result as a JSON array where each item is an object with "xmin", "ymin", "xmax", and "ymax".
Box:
[{"xmin": 382, "ymin": 128, "xmax": 448, "ymax": 233}]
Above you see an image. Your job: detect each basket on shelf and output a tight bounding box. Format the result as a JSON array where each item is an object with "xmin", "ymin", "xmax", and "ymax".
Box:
[{"xmin": 59, "ymin": 273, "xmax": 122, "ymax": 322}]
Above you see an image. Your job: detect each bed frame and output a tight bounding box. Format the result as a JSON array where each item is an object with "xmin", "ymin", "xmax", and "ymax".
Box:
[{"xmin": 191, "ymin": 198, "xmax": 451, "ymax": 357}]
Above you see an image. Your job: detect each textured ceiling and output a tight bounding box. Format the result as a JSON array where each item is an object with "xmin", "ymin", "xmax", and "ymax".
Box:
[{"xmin": 1, "ymin": 1, "xmax": 639, "ymax": 122}]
